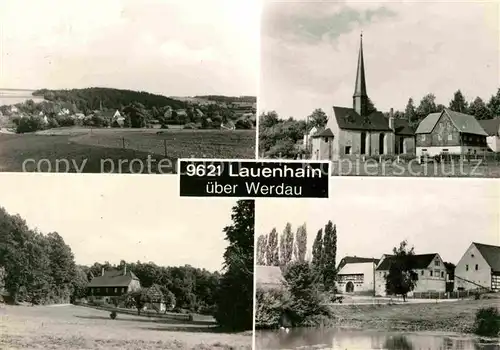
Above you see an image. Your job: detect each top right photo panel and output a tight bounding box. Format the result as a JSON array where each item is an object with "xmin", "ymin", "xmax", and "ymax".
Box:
[{"xmin": 258, "ymin": 0, "xmax": 500, "ymax": 177}]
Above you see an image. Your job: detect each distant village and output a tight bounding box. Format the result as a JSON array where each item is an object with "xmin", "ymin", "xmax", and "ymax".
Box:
[
  {"xmin": 258, "ymin": 241, "xmax": 500, "ymax": 299},
  {"xmin": 0, "ymin": 89, "xmax": 257, "ymax": 133}
]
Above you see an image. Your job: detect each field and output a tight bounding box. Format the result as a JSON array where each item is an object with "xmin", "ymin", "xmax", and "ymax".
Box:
[
  {"xmin": 328, "ymin": 298, "xmax": 500, "ymax": 335},
  {"xmin": 0, "ymin": 127, "xmax": 256, "ymax": 173},
  {"xmin": 0, "ymin": 304, "xmax": 252, "ymax": 350}
]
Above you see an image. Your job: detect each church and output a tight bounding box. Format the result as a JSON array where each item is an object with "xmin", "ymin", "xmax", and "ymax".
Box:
[{"xmin": 310, "ymin": 34, "xmax": 415, "ymax": 161}]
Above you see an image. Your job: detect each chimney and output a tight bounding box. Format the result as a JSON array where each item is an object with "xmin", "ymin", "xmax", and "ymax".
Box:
[
  {"xmin": 123, "ymin": 266, "xmax": 127, "ymax": 276},
  {"xmin": 101, "ymin": 267, "xmax": 104, "ymax": 276},
  {"xmin": 389, "ymin": 108, "xmax": 395, "ymax": 130}
]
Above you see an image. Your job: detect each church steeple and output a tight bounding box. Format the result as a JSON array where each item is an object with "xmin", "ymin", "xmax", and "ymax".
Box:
[{"xmin": 353, "ymin": 32, "xmax": 368, "ymax": 116}]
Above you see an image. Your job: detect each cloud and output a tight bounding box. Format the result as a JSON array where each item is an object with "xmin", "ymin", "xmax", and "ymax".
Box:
[
  {"xmin": 0, "ymin": 0, "xmax": 258, "ymax": 96},
  {"xmin": 260, "ymin": 0, "xmax": 499, "ymax": 119}
]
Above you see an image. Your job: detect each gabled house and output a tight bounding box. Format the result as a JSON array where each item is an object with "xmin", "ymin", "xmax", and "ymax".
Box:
[
  {"xmin": 455, "ymin": 242, "xmax": 500, "ymax": 292},
  {"xmin": 415, "ymin": 109, "xmax": 488, "ymax": 158},
  {"xmin": 336, "ymin": 256, "xmax": 379, "ymax": 294},
  {"xmin": 310, "ymin": 34, "xmax": 415, "ymax": 161},
  {"xmin": 255, "ymin": 265, "xmax": 284, "ymax": 291},
  {"xmin": 87, "ymin": 267, "xmax": 141, "ymax": 304},
  {"xmin": 478, "ymin": 118, "xmax": 500, "ymax": 152},
  {"xmin": 374, "ymin": 253, "xmax": 447, "ymax": 297}
]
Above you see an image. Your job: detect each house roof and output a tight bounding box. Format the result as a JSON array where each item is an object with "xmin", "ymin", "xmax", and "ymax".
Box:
[
  {"xmin": 478, "ymin": 118, "xmax": 500, "ymax": 136},
  {"xmin": 376, "ymin": 254, "xmax": 439, "ymax": 271},
  {"xmin": 312, "ymin": 128, "xmax": 334, "ymax": 138},
  {"xmin": 87, "ymin": 268, "xmax": 139, "ymax": 288},
  {"xmin": 337, "ymin": 256, "xmax": 380, "ymax": 271},
  {"xmin": 393, "ymin": 119, "xmax": 415, "ymax": 136},
  {"xmin": 256, "ymin": 265, "xmax": 283, "ymax": 288},
  {"xmin": 416, "ymin": 109, "xmax": 488, "ymax": 136},
  {"xmin": 474, "ymin": 242, "xmax": 500, "ymax": 273},
  {"xmin": 332, "ymin": 106, "xmax": 392, "ymax": 132}
]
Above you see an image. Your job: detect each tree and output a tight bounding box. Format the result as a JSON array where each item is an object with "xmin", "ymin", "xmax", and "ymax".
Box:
[
  {"xmin": 404, "ymin": 98, "xmax": 417, "ymax": 126},
  {"xmin": 307, "ymin": 109, "xmax": 328, "ymax": 129},
  {"xmin": 322, "ymin": 221, "xmax": 337, "ymax": 291},
  {"xmin": 469, "ymin": 97, "xmax": 493, "ymax": 120},
  {"xmin": 416, "ymin": 93, "xmax": 438, "ymax": 121},
  {"xmin": 256, "ymin": 234, "xmax": 267, "ymax": 265},
  {"xmin": 259, "ymin": 111, "xmax": 280, "ymax": 128},
  {"xmin": 384, "ymin": 240, "xmax": 419, "ymax": 301},
  {"xmin": 279, "ymin": 223, "xmax": 294, "ymax": 266},
  {"xmin": 311, "ymin": 229, "xmax": 323, "ymax": 274},
  {"xmin": 293, "ymin": 224, "xmax": 307, "ymax": 263},
  {"xmin": 449, "ymin": 90, "xmax": 468, "ymax": 113},
  {"xmin": 215, "ymin": 200, "xmax": 254, "ymax": 331},
  {"xmin": 366, "ymin": 97, "xmax": 377, "ymax": 115},
  {"xmin": 266, "ymin": 228, "xmax": 279, "ymax": 266},
  {"xmin": 123, "ymin": 288, "xmax": 149, "ymax": 315},
  {"xmin": 487, "ymin": 88, "xmax": 500, "ymax": 116},
  {"xmin": 123, "ymin": 103, "xmax": 148, "ymax": 128}
]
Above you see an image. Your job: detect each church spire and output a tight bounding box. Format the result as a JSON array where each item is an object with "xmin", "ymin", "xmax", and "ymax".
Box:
[{"xmin": 353, "ymin": 32, "xmax": 368, "ymax": 116}]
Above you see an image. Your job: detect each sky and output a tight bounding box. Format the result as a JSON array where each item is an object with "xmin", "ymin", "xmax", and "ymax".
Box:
[
  {"xmin": 256, "ymin": 177, "xmax": 500, "ymax": 264},
  {"xmin": 260, "ymin": 0, "xmax": 499, "ymax": 119},
  {"xmin": 0, "ymin": 0, "xmax": 258, "ymax": 96},
  {"xmin": 0, "ymin": 174, "xmax": 237, "ymax": 272}
]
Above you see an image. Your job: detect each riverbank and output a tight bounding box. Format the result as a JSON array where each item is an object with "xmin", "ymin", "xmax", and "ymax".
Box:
[{"xmin": 324, "ymin": 298, "xmax": 499, "ymax": 335}]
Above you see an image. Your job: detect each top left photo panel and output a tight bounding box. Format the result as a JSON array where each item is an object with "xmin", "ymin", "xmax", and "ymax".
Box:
[{"xmin": 0, "ymin": 0, "xmax": 258, "ymax": 174}]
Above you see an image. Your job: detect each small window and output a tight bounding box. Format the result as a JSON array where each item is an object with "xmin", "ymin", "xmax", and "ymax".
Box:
[
  {"xmin": 430, "ymin": 271, "xmax": 433, "ymax": 277},
  {"xmin": 345, "ymin": 146, "xmax": 351, "ymax": 155},
  {"xmin": 442, "ymin": 149, "xmax": 449, "ymax": 152},
  {"xmin": 475, "ymin": 264, "xmax": 478, "ymax": 271},
  {"xmin": 434, "ymin": 260, "xmax": 440, "ymax": 266},
  {"xmin": 421, "ymin": 270, "xmax": 424, "ymax": 276},
  {"xmin": 466, "ymin": 264, "xmax": 469, "ymax": 271},
  {"xmin": 448, "ymin": 134, "xmax": 452, "ymax": 141},
  {"xmin": 421, "ymin": 135, "xmax": 426, "ymax": 141},
  {"xmin": 441, "ymin": 271, "xmax": 444, "ymax": 278},
  {"xmin": 114, "ymin": 288, "xmax": 117, "ymax": 293},
  {"xmin": 324, "ymin": 137, "xmax": 328, "ymax": 143},
  {"xmin": 471, "ymin": 254, "xmax": 475, "ymax": 257}
]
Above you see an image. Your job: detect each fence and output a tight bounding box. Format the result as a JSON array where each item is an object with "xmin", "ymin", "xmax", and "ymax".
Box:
[{"xmin": 412, "ymin": 288, "xmax": 489, "ymax": 300}]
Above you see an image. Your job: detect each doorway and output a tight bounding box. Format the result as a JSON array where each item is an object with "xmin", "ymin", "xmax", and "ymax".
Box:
[{"xmin": 346, "ymin": 281, "xmax": 354, "ymax": 293}]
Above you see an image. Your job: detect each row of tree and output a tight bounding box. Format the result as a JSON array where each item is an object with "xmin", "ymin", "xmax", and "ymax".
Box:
[{"xmin": 0, "ymin": 200, "xmax": 254, "ymax": 331}]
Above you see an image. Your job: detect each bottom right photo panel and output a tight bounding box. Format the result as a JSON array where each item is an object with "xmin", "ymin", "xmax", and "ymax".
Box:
[{"xmin": 254, "ymin": 178, "xmax": 500, "ymax": 350}]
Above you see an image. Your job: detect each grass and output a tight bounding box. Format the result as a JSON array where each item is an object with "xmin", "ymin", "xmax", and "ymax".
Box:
[
  {"xmin": 0, "ymin": 304, "xmax": 252, "ymax": 349},
  {"xmin": 327, "ymin": 298, "xmax": 500, "ymax": 335},
  {"xmin": 0, "ymin": 127, "xmax": 255, "ymax": 173}
]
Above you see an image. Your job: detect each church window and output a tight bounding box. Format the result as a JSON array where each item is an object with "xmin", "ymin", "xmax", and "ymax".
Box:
[
  {"xmin": 475, "ymin": 264, "xmax": 478, "ymax": 271},
  {"xmin": 345, "ymin": 146, "xmax": 351, "ymax": 155},
  {"xmin": 466, "ymin": 264, "xmax": 469, "ymax": 271}
]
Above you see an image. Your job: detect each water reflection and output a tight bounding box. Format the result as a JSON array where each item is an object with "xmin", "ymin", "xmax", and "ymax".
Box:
[{"xmin": 255, "ymin": 328, "xmax": 500, "ymax": 350}]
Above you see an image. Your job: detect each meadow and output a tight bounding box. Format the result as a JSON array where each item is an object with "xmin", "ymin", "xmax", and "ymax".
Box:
[
  {"xmin": 0, "ymin": 304, "xmax": 252, "ymax": 350},
  {"xmin": 0, "ymin": 127, "xmax": 256, "ymax": 173}
]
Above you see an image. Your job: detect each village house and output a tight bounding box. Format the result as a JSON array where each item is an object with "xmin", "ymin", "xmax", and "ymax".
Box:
[
  {"xmin": 336, "ymin": 256, "xmax": 379, "ymax": 294},
  {"xmin": 311, "ymin": 34, "xmax": 415, "ymax": 161},
  {"xmin": 415, "ymin": 109, "xmax": 488, "ymax": 158},
  {"xmin": 454, "ymin": 242, "xmax": 500, "ymax": 292},
  {"xmin": 255, "ymin": 265, "xmax": 284, "ymax": 291},
  {"xmin": 87, "ymin": 267, "xmax": 141, "ymax": 304},
  {"xmin": 374, "ymin": 253, "xmax": 447, "ymax": 297},
  {"xmin": 478, "ymin": 118, "xmax": 500, "ymax": 152}
]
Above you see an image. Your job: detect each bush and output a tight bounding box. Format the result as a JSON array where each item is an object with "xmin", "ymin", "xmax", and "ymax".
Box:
[
  {"xmin": 183, "ymin": 123, "xmax": 198, "ymax": 129},
  {"xmin": 110, "ymin": 311, "xmax": 117, "ymax": 319},
  {"xmin": 474, "ymin": 307, "xmax": 500, "ymax": 337},
  {"xmin": 255, "ymin": 287, "xmax": 292, "ymax": 329},
  {"xmin": 15, "ymin": 115, "xmax": 47, "ymax": 133}
]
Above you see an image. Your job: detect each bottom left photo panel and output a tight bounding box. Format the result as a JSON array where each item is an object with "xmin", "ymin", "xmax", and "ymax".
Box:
[{"xmin": 0, "ymin": 174, "xmax": 254, "ymax": 350}]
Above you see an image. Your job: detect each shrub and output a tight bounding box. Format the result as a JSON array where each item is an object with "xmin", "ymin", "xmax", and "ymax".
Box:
[
  {"xmin": 110, "ymin": 311, "xmax": 117, "ymax": 320},
  {"xmin": 15, "ymin": 115, "xmax": 47, "ymax": 133},
  {"xmin": 474, "ymin": 307, "xmax": 500, "ymax": 337},
  {"xmin": 255, "ymin": 287, "xmax": 292, "ymax": 329},
  {"xmin": 183, "ymin": 123, "xmax": 198, "ymax": 129}
]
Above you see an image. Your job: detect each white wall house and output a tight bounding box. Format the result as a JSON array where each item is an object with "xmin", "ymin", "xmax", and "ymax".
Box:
[
  {"xmin": 478, "ymin": 118, "xmax": 500, "ymax": 152},
  {"xmin": 455, "ymin": 242, "xmax": 500, "ymax": 292},
  {"xmin": 336, "ymin": 256, "xmax": 379, "ymax": 295}
]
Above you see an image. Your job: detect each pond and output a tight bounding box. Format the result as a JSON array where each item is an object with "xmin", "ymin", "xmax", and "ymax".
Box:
[{"xmin": 255, "ymin": 328, "xmax": 500, "ymax": 350}]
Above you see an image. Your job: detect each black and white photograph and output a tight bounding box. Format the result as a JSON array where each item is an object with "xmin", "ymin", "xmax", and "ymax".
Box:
[
  {"xmin": 0, "ymin": 0, "xmax": 257, "ymax": 174},
  {"xmin": 254, "ymin": 178, "xmax": 500, "ymax": 349},
  {"xmin": 0, "ymin": 175, "xmax": 254, "ymax": 349},
  {"xmin": 258, "ymin": 1, "xmax": 500, "ymax": 177}
]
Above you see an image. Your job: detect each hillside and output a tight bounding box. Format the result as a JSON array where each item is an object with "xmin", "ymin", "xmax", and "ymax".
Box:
[
  {"xmin": 193, "ymin": 95, "xmax": 256, "ymax": 104},
  {"xmin": 32, "ymin": 87, "xmax": 186, "ymax": 112}
]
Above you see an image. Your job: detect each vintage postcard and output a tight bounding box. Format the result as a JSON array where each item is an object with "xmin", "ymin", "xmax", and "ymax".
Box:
[
  {"xmin": 254, "ymin": 177, "xmax": 500, "ymax": 349},
  {"xmin": 259, "ymin": 0, "xmax": 499, "ymax": 177},
  {"xmin": 0, "ymin": 174, "xmax": 254, "ymax": 349},
  {"xmin": 0, "ymin": 0, "xmax": 258, "ymax": 174}
]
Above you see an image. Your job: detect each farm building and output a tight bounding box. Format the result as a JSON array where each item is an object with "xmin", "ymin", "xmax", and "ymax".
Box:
[
  {"xmin": 455, "ymin": 242, "xmax": 500, "ymax": 292},
  {"xmin": 374, "ymin": 253, "xmax": 447, "ymax": 297},
  {"xmin": 478, "ymin": 118, "xmax": 500, "ymax": 152},
  {"xmin": 87, "ymin": 267, "xmax": 141, "ymax": 304},
  {"xmin": 310, "ymin": 34, "xmax": 415, "ymax": 161},
  {"xmin": 415, "ymin": 109, "xmax": 488, "ymax": 158},
  {"xmin": 336, "ymin": 256, "xmax": 379, "ymax": 295},
  {"xmin": 255, "ymin": 265, "xmax": 284, "ymax": 291}
]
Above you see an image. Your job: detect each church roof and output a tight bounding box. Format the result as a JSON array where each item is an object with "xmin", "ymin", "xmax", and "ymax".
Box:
[
  {"xmin": 416, "ymin": 109, "xmax": 487, "ymax": 136},
  {"xmin": 353, "ymin": 33, "xmax": 367, "ymax": 99},
  {"xmin": 478, "ymin": 118, "xmax": 500, "ymax": 136},
  {"xmin": 333, "ymin": 106, "xmax": 392, "ymax": 132}
]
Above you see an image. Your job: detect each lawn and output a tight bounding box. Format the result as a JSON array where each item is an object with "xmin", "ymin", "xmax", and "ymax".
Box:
[
  {"xmin": 0, "ymin": 304, "xmax": 252, "ymax": 350},
  {"xmin": 0, "ymin": 127, "xmax": 256, "ymax": 174},
  {"xmin": 328, "ymin": 298, "xmax": 500, "ymax": 335}
]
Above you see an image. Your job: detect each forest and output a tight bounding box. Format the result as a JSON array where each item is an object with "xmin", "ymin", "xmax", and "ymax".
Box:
[
  {"xmin": 0, "ymin": 200, "xmax": 254, "ymax": 331},
  {"xmin": 259, "ymin": 88, "xmax": 500, "ymax": 159}
]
